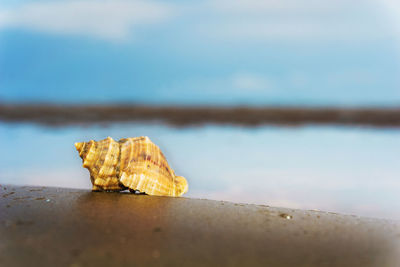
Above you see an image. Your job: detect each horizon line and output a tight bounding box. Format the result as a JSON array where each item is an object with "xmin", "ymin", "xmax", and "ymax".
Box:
[{"xmin": 0, "ymin": 103, "xmax": 399, "ymax": 128}]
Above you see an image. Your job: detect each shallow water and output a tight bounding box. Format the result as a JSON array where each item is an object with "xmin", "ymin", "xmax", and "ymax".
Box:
[{"xmin": 0, "ymin": 122, "xmax": 399, "ymax": 220}]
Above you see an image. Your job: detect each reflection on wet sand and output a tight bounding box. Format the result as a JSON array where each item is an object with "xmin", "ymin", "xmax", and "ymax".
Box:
[
  {"xmin": 76, "ymin": 191, "xmax": 173, "ymax": 262},
  {"xmin": 1, "ymin": 186, "xmax": 399, "ymax": 266}
]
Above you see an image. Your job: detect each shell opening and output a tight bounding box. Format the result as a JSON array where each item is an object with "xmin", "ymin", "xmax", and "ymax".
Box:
[{"xmin": 174, "ymin": 176, "xmax": 188, "ymax": 196}]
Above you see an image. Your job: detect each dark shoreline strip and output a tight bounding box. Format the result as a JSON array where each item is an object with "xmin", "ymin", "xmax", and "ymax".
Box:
[{"xmin": 0, "ymin": 103, "xmax": 399, "ymax": 127}]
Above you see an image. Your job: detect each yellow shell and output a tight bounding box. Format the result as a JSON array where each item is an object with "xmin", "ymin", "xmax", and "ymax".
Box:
[{"xmin": 75, "ymin": 136, "xmax": 188, "ymax": 197}]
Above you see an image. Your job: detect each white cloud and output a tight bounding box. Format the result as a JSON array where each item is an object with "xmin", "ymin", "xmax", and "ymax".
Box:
[
  {"xmin": 0, "ymin": 0, "xmax": 394, "ymax": 44},
  {"xmin": 161, "ymin": 72, "xmax": 276, "ymax": 98},
  {"xmin": 209, "ymin": 0, "xmax": 350, "ymax": 15},
  {"xmin": 231, "ymin": 72, "xmax": 273, "ymax": 91},
  {"xmin": 200, "ymin": 0, "xmax": 390, "ymax": 42},
  {"xmin": 0, "ymin": 0, "xmax": 175, "ymax": 41},
  {"xmin": 380, "ymin": 0, "xmax": 400, "ymax": 36},
  {"xmin": 210, "ymin": 21, "xmax": 328, "ymax": 41},
  {"xmin": 0, "ymin": 10, "xmax": 8, "ymax": 28}
]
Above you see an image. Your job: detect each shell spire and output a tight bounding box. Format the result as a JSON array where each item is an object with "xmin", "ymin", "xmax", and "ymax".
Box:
[
  {"xmin": 75, "ymin": 137, "xmax": 123, "ymax": 191},
  {"xmin": 74, "ymin": 142, "xmax": 84, "ymax": 153},
  {"xmin": 75, "ymin": 136, "xmax": 188, "ymax": 196}
]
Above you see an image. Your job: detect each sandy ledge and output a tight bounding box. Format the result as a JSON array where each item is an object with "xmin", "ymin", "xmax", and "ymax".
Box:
[{"xmin": 0, "ymin": 185, "xmax": 399, "ymax": 266}]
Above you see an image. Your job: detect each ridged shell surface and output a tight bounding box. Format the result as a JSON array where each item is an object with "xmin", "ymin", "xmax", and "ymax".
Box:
[{"xmin": 75, "ymin": 136, "xmax": 188, "ymax": 197}]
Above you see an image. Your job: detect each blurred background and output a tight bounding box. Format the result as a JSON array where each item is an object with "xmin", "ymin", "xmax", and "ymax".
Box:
[{"xmin": 0, "ymin": 0, "xmax": 399, "ymax": 219}]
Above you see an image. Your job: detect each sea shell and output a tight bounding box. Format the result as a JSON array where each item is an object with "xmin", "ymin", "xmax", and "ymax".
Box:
[{"xmin": 75, "ymin": 136, "xmax": 188, "ymax": 196}]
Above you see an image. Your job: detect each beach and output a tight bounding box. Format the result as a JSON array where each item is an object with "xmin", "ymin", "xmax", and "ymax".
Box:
[{"xmin": 1, "ymin": 185, "xmax": 399, "ymax": 266}]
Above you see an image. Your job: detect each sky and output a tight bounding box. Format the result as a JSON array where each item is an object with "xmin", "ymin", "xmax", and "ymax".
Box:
[
  {"xmin": 1, "ymin": 0, "xmax": 400, "ymax": 106},
  {"xmin": 1, "ymin": 0, "xmax": 400, "ymax": 220}
]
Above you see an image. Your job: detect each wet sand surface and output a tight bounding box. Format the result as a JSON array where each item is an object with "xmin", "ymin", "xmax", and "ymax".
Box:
[
  {"xmin": 1, "ymin": 104, "xmax": 400, "ymax": 127},
  {"xmin": 0, "ymin": 185, "xmax": 399, "ymax": 266}
]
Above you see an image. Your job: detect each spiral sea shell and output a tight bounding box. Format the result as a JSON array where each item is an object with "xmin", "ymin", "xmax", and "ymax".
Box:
[{"xmin": 75, "ymin": 136, "xmax": 188, "ymax": 197}]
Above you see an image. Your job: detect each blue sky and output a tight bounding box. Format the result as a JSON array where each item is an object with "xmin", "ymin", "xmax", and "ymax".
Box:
[
  {"xmin": 1, "ymin": 1, "xmax": 400, "ymax": 220},
  {"xmin": 1, "ymin": 0, "xmax": 400, "ymax": 105}
]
